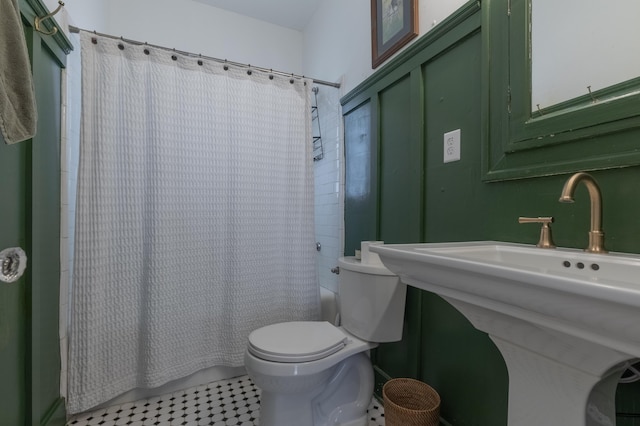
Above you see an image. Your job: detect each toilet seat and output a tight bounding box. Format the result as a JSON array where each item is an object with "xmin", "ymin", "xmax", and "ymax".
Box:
[{"xmin": 248, "ymin": 321, "xmax": 348, "ymax": 363}]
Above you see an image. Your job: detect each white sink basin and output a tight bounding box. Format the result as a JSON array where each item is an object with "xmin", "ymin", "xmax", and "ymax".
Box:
[{"xmin": 370, "ymin": 241, "xmax": 640, "ymax": 426}]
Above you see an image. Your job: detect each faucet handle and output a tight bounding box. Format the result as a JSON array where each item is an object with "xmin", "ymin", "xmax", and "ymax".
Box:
[{"xmin": 518, "ymin": 216, "xmax": 556, "ymax": 249}]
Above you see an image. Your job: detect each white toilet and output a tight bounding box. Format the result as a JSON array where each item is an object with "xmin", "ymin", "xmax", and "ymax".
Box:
[{"xmin": 244, "ymin": 255, "xmax": 407, "ymax": 426}]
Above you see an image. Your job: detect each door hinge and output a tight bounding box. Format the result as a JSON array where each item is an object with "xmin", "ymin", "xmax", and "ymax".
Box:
[
  {"xmin": 507, "ymin": 85, "xmax": 512, "ymax": 114},
  {"xmin": 507, "ymin": 0, "xmax": 511, "ymax": 16}
]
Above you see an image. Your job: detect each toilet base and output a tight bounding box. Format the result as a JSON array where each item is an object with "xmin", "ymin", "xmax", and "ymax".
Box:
[
  {"xmin": 253, "ymin": 352, "xmax": 374, "ymax": 426},
  {"xmin": 327, "ymin": 414, "xmax": 367, "ymax": 426},
  {"xmin": 260, "ymin": 394, "xmax": 368, "ymax": 426},
  {"xmin": 259, "ymin": 391, "xmax": 318, "ymax": 426}
]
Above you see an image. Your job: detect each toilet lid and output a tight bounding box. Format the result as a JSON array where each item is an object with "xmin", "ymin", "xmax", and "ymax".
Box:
[{"xmin": 248, "ymin": 321, "xmax": 347, "ymax": 363}]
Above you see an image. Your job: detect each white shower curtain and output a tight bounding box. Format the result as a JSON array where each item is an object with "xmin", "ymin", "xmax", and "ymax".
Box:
[{"xmin": 68, "ymin": 32, "xmax": 320, "ymax": 413}]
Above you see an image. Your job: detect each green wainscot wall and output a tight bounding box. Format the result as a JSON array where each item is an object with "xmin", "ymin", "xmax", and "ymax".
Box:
[{"xmin": 342, "ymin": 2, "xmax": 640, "ymax": 424}]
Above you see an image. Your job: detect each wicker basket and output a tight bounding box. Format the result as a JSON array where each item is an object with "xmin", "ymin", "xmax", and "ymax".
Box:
[{"xmin": 383, "ymin": 378, "xmax": 441, "ymax": 426}]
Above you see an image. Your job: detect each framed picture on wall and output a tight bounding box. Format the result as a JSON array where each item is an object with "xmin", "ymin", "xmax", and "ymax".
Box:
[{"xmin": 371, "ymin": 0, "xmax": 418, "ymax": 68}]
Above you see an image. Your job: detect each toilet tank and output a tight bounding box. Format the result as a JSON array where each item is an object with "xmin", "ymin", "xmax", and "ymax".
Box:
[{"xmin": 337, "ymin": 256, "xmax": 407, "ymax": 342}]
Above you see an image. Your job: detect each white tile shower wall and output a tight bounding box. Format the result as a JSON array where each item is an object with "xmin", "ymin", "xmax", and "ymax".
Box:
[{"xmin": 314, "ymin": 85, "xmax": 344, "ymax": 294}]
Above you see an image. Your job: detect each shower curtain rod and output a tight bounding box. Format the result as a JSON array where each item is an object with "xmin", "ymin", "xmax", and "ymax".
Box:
[{"xmin": 68, "ymin": 26, "xmax": 341, "ymax": 89}]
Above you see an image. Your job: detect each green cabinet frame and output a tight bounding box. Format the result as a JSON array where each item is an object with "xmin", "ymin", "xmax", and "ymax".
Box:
[{"xmin": 482, "ymin": 0, "xmax": 640, "ymax": 181}]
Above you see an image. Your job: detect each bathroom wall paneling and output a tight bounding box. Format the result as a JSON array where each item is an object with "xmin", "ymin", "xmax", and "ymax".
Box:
[
  {"xmin": 342, "ymin": 1, "xmax": 640, "ymax": 424},
  {"xmin": 0, "ymin": 1, "xmax": 71, "ymax": 424}
]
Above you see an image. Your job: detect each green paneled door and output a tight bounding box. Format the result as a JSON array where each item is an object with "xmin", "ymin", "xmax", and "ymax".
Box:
[
  {"xmin": 0, "ymin": 130, "xmax": 29, "ymax": 426},
  {"xmin": 0, "ymin": 2, "xmax": 70, "ymax": 425}
]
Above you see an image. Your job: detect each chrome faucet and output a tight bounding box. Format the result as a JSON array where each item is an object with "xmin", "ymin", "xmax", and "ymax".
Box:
[{"xmin": 559, "ymin": 172, "xmax": 607, "ymax": 253}]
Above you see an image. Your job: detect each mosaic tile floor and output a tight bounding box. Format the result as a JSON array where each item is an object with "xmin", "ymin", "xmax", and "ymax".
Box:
[{"xmin": 67, "ymin": 375, "xmax": 386, "ymax": 426}]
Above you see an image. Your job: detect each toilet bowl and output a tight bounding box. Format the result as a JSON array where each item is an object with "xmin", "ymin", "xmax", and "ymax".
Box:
[{"xmin": 244, "ymin": 254, "xmax": 407, "ymax": 426}]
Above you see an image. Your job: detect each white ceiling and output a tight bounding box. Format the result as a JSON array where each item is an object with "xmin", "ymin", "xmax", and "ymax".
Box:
[{"xmin": 192, "ymin": 0, "xmax": 321, "ymax": 31}]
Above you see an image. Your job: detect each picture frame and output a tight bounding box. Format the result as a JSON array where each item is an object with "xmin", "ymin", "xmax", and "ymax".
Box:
[{"xmin": 371, "ymin": 0, "xmax": 419, "ymax": 69}]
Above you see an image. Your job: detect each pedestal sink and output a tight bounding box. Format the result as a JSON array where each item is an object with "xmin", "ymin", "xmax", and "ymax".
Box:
[{"xmin": 370, "ymin": 241, "xmax": 640, "ymax": 426}]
